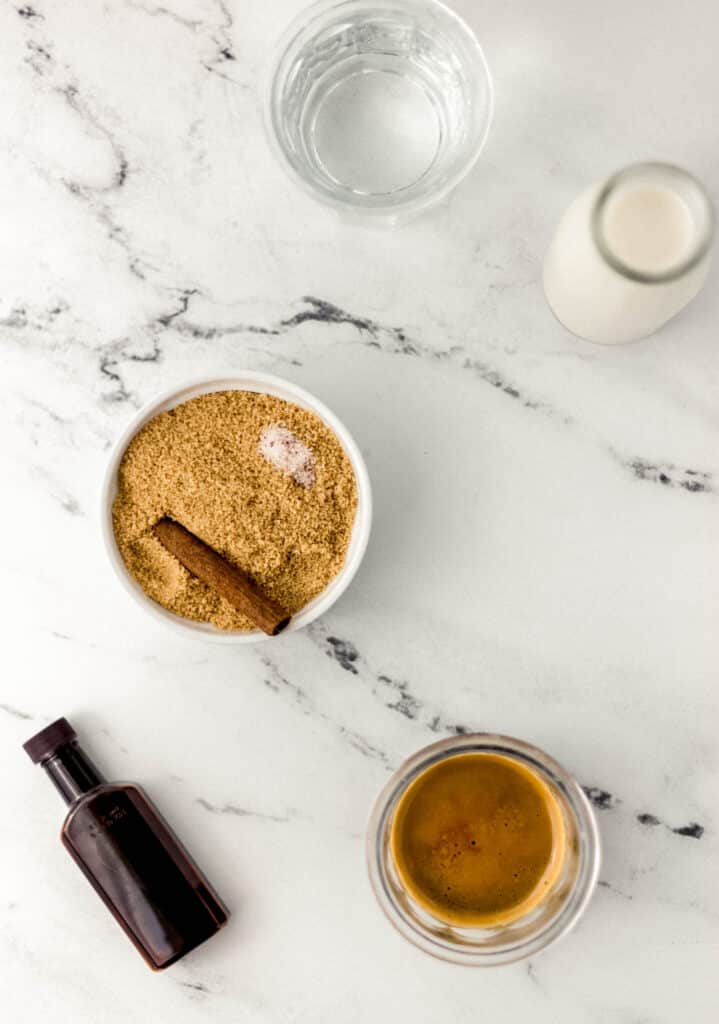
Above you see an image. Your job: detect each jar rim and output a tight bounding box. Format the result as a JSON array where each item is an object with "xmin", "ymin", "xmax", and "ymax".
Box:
[{"xmin": 591, "ymin": 162, "xmax": 715, "ymax": 284}]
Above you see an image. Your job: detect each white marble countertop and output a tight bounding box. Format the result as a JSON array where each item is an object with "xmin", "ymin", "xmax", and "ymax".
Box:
[{"xmin": 1, "ymin": 0, "xmax": 717, "ymax": 1020}]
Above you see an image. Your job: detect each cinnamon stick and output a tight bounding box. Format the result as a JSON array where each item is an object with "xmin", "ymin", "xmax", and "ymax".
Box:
[{"xmin": 153, "ymin": 518, "xmax": 291, "ymax": 636}]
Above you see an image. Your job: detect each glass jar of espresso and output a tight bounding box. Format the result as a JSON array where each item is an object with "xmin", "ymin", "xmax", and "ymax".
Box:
[{"xmin": 367, "ymin": 733, "xmax": 600, "ymax": 965}]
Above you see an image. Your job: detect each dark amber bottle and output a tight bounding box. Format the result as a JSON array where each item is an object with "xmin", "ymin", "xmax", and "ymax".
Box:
[{"xmin": 24, "ymin": 718, "xmax": 228, "ymax": 970}]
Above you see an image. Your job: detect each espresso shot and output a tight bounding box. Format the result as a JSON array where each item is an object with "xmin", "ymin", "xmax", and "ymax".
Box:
[
  {"xmin": 390, "ymin": 753, "xmax": 567, "ymax": 928},
  {"xmin": 367, "ymin": 734, "xmax": 600, "ymax": 965}
]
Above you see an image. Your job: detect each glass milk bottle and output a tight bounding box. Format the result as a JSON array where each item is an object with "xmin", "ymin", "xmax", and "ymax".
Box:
[{"xmin": 543, "ymin": 163, "xmax": 714, "ymax": 344}]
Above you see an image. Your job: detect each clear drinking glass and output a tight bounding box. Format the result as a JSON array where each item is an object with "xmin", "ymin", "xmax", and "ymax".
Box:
[
  {"xmin": 366, "ymin": 734, "xmax": 600, "ymax": 965},
  {"xmin": 265, "ymin": 0, "xmax": 493, "ymax": 219}
]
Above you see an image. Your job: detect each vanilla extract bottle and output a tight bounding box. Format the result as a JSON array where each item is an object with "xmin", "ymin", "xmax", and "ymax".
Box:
[{"xmin": 24, "ymin": 717, "xmax": 228, "ymax": 969}]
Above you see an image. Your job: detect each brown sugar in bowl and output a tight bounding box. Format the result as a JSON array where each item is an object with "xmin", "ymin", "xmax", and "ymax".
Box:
[{"xmin": 100, "ymin": 373, "xmax": 372, "ymax": 643}]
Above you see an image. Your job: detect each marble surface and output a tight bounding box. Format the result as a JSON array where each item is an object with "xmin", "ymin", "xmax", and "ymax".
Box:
[{"xmin": 1, "ymin": 0, "xmax": 717, "ymax": 1020}]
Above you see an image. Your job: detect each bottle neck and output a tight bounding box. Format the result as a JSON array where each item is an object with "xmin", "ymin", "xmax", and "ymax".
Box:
[{"xmin": 42, "ymin": 742, "xmax": 106, "ymax": 805}]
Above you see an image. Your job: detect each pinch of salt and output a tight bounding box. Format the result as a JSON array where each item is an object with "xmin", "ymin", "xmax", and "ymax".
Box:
[{"xmin": 258, "ymin": 424, "xmax": 316, "ymax": 488}]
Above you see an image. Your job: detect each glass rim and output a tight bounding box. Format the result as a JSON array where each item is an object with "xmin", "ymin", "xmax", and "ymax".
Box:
[
  {"xmin": 263, "ymin": 0, "xmax": 494, "ymax": 219},
  {"xmin": 591, "ymin": 161, "xmax": 715, "ymax": 284},
  {"xmin": 366, "ymin": 733, "xmax": 601, "ymax": 966}
]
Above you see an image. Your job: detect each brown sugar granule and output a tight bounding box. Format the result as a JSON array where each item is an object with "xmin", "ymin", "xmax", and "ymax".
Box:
[{"xmin": 112, "ymin": 391, "xmax": 358, "ymax": 631}]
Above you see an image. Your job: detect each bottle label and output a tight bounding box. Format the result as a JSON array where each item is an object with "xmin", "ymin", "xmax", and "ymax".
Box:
[{"xmin": 87, "ymin": 804, "xmax": 128, "ymax": 838}]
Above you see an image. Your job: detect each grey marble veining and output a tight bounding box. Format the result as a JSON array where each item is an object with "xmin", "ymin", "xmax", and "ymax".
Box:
[{"xmin": 1, "ymin": 1, "xmax": 717, "ymax": 1022}]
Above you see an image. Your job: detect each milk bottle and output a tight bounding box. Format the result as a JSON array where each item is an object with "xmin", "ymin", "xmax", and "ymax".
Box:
[{"xmin": 543, "ymin": 163, "xmax": 714, "ymax": 344}]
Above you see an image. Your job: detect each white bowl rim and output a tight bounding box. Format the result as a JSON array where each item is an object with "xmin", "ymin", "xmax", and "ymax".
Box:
[{"xmin": 100, "ymin": 371, "xmax": 373, "ymax": 644}]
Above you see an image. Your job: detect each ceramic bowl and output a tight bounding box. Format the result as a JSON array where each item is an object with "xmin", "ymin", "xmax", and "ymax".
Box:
[{"xmin": 100, "ymin": 372, "xmax": 372, "ymax": 643}]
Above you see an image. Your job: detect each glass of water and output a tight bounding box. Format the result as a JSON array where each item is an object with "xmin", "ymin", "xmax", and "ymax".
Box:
[{"xmin": 265, "ymin": 0, "xmax": 493, "ymax": 220}]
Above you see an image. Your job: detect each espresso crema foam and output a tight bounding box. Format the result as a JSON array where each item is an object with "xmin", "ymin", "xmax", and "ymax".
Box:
[{"xmin": 391, "ymin": 753, "xmax": 566, "ymax": 927}]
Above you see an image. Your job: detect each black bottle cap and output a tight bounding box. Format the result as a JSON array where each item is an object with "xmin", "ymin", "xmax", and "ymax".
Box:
[{"xmin": 23, "ymin": 717, "xmax": 77, "ymax": 764}]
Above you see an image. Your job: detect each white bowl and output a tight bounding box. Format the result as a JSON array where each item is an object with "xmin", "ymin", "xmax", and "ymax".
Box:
[{"xmin": 100, "ymin": 373, "xmax": 373, "ymax": 643}]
